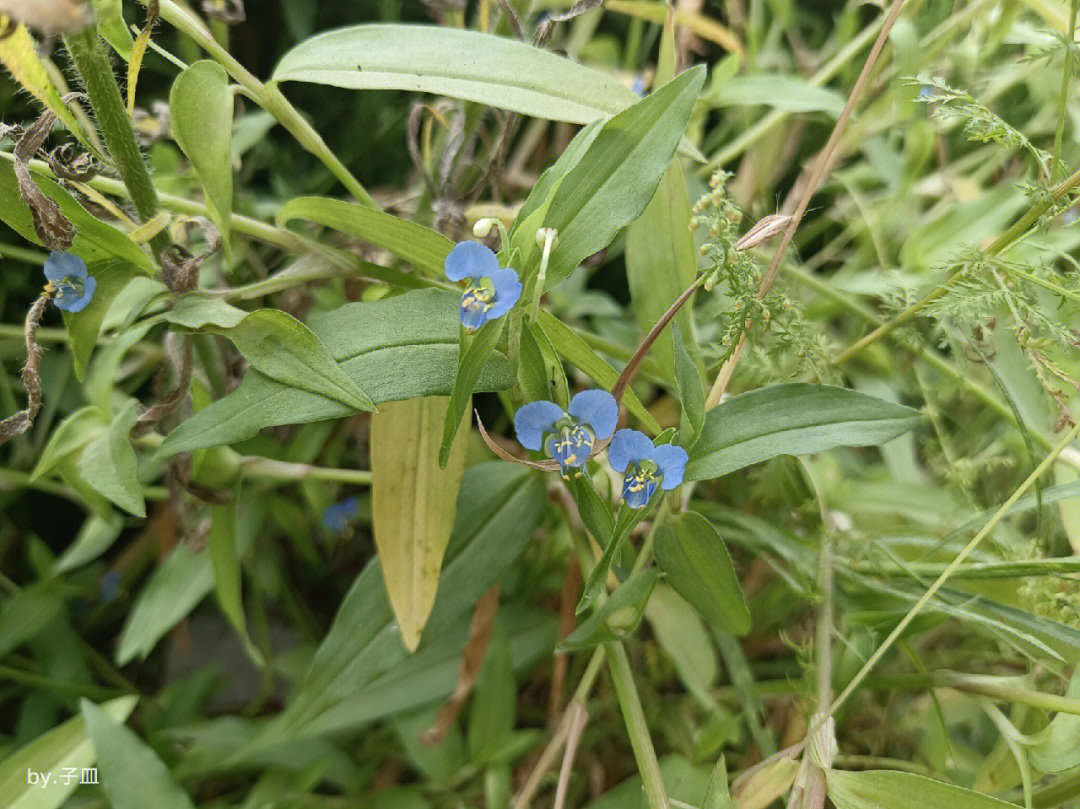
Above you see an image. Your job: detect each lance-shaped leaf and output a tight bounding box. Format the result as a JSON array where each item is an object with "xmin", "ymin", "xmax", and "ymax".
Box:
[
  {"xmin": 654, "ymin": 510, "xmax": 750, "ymax": 635},
  {"xmin": 272, "ymin": 24, "xmax": 641, "ymax": 124},
  {"xmin": 224, "ymin": 309, "xmax": 375, "ymax": 412},
  {"xmin": 81, "ymin": 699, "xmax": 197, "ymax": 809},
  {"xmin": 170, "ymin": 61, "xmax": 233, "ymax": 253},
  {"xmin": 513, "ymin": 66, "xmax": 705, "ymax": 289},
  {"xmin": 159, "ymin": 289, "xmax": 515, "ymax": 457},
  {"xmin": 686, "ymin": 383, "xmax": 923, "ymax": 481},
  {"xmin": 280, "ymin": 463, "xmax": 546, "ymax": 733},
  {"xmin": 0, "ymin": 695, "xmax": 137, "ymax": 809},
  {"xmin": 372, "ymin": 396, "xmax": 470, "ymax": 652},
  {"xmin": 278, "ymin": 196, "xmax": 454, "ymax": 278},
  {"xmin": 78, "ymin": 399, "xmax": 144, "ymax": 518},
  {"xmin": 826, "ymin": 769, "xmax": 1020, "ymax": 809}
]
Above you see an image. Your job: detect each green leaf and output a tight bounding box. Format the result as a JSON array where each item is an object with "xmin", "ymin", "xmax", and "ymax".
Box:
[
  {"xmin": 567, "ymin": 476, "xmax": 616, "ymax": 550},
  {"xmin": 278, "ymin": 196, "xmax": 454, "ymax": 278},
  {"xmin": 709, "ymin": 73, "xmax": 845, "ymax": 115},
  {"xmin": 559, "ymin": 569, "xmax": 659, "ymax": 651},
  {"xmin": 372, "ymin": 397, "xmax": 470, "ymax": 651},
  {"xmin": 701, "ymin": 756, "xmax": 732, "ymax": 809},
  {"xmin": 170, "ymin": 61, "xmax": 234, "ymax": 253},
  {"xmin": 81, "ymin": 699, "xmax": 197, "ymax": 809},
  {"xmin": 826, "ymin": 769, "xmax": 1020, "ymax": 809},
  {"xmin": 115, "ymin": 505, "xmax": 262, "ymax": 665},
  {"xmin": 77, "ymin": 399, "xmax": 144, "ymax": 518},
  {"xmin": 64, "ymin": 259, "xmax": 138, "ymax": 379},
  {"xmin": 536, "ymin": 310, "xmax": 661, "ymax": 434},
  {"xmin": 0, "ymin": 584, "xmax": 64, "ymax": 657},
  {"xmin": 165, "ymin": 293, "xmax": 248, "ymax": 330},
  {"xmin": 625, "ymin": 160, "xmax": 698, "ymax": 382},
  {"xmin": 686, "ymin": 383, "xmax": 923, "ymax": 481},
  {"xmin": 0, "ymin": 156, "xmax": 154, "ymax": 273},
  {"xmin": 31, "ymin": 405, "xmax": 107, "ymax": 481},
  {"xmin": 297, "ymin": 606, "xmax": 553, "ymax": 741},
  {"xmin": 440, "ymin": 319, "xmax": 504, "ymax": 467},
  {"xmin": 272, "ymin": 24, "xmax": 641, "ymax": 124},
  {"xmin": 654, "ymin": 510, "xmax": 750, "ymax": 635},
  {"xmin": 467, "ymin": 624, "xmax": 516, "ymax": 765},
  {"xmin": 0, "ymin": 695, "xmax": 136, "ymax": 809},
  {"xmin": 282, "ymin": 463, "xmax": 546, "ymax": 731},
  {"xmin": 519, "ymin": 66, "xmax": 706, "ymax": 288},
  {"xmin": 672, "ymin": 323, "xmax": 705, "ymax": 447},
  {"xmin": 222, "ymin": 309, "xmax": 375, "ymax": 412},
  {"xmin": 208, "ymin": 501, "xmax": 263, "ymax": 665},
  {"xmin": 577, "ymin": 507, "xmax": 649, "ymax": 614},
  {"xmin": 158, "ymin": 289, "xmax": 516, "ymax": 457},
  {"xmin": 644, "ymin": 584, "xmax": 718, "ymax": 704},
  {"xmin": 1030, "ymin": 670, "xmax": 1080, "ymax": 773},
  {"xmin": 54, "ymin": 512, "xmax": 124, "ymax": 574},
  {"xmin": 115, "ymin": 544, "xmax": 212, "ymax": 665},
  {"xmin": 89, "ymin": 0, "xmax": 133, "ymax": 59},
  {"xmin": 518, "ymin": 321, "xmax": 568, "ymax": 406}
]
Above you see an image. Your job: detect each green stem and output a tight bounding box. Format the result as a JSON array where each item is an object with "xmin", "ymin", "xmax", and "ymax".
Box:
[
  {"xmin": 0, "ymin": 242, "xmax": 48, "ymax": 265},
  {"xmin": 240, "ymin": 457, "xmax": 373, "ymax": 486},
  {"xmin": 0, "ymin": 662, "xmax": 129, "ymax": 701},
  {"xmin": 0, "ymin": 323, "xmax": 68, "ymax": 343},
  {"xmin": 138, "ymin": 0, "xmax": 376, "ymax": 208},
  {"xmin": 63, "ymin": 28, "xmax": 168, "ymax": 256},
  {"xmin": 605, "ymin": 642, "xmax": 670, "ymax": 809},
  {"xmin": 1051, "ymin": 0, "xmax": 1079, "ymax": 182}
]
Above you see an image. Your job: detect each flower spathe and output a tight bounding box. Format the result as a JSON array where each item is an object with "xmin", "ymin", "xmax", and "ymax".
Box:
[
  {"xmin": 43, "ymin": 252, "xmax": 96, "ymax": 313},
  {"xmin": 444, "ymin": 241, "xmax": 522, "ymax": 332},
  {"xmin": 514, "ymin": 390, "xmax": 618, "ymax": 479},
  {"xmin": 608, "ymin": 429, "xmax": 688, "ymax": 509}
]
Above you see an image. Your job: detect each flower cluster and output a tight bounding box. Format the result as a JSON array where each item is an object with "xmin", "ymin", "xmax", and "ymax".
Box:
[
  {"xmin": 444, "ymin": 241, "xmax": 521, "ymax": 332},
  {"xmin": 514, "ymin": 390, "xmax": 688, "ymax": 509},
  {"xmin": 44, "ymin": 252, "xmax": 96, "ymax": 313}
]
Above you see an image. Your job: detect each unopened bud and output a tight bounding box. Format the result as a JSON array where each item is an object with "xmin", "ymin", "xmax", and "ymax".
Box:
[{"xmin": 735, "ymin": 214, "xmax": 793, "ymax": 251}]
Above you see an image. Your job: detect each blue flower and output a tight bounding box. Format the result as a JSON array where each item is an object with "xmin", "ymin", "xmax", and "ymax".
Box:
[
  {"xmin": 322, "ymin": 496, "xmax": 361, "ymax": 533},
  {"xmin": 514, "ymin": 390, "xmax": 618, "ymax": 479},
  {"xmin": 608, "ymin": 429, "xmax": 688, "ymax": 509},
  {"xmin": 444, "ymin": 241, "xmax": 522, "ymax": 332},
  {"xmin": 44, "ymin": 252, "xmax": 96, "ymax": 313}
]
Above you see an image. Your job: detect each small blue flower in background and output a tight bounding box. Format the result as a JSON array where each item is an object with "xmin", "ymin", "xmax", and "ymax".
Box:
[
  {"xmin": 44, "ymin": 252, "xmax": 96, "ymax": 313},
  {"xmin": 515, "ymin": 389, "xmax": 618, "ymax": 479},
  {"xmin": 99, "ymin": 571, "xmax": 121, "ymax": 604},
  {"xmin": 444, "ymin": 241, "xmax": 522, "ymax": 332},
  {"xmin": 631, "ymin": 75, "xmax": 648, "ymax": 97},
  {"xmin": 322, "ymin": 496, "xmax": 361, "ymax": 533},
  {"xmin": 608, "ymin": 429, "xmax": 688, "ymax": 509}
]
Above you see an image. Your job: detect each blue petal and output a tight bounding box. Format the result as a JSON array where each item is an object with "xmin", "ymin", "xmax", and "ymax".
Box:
[
  {"xmin": 567, "ymin": 389, "xmax": 617, "ymax": 440},
  {"xmin": 485, "ymin": 268, "xmax": 522, "ymax": 320},
  {"xmin": 54, "ymin": 275, "xmax": 97, "ymax": 313},
  {"xmin": 546, "ymin": 424, "xmax": 594, "ymax": 475},
  {"xmin": 651, "ymin": 443, "xmax": 689, "ymax": 489},
  {"xmin": 608, "ymin": 429, "xmax": 654, "ymax": 473},
  {"xmin": 514, "ymin": 400, "xmax": 565, "ymax": 450},
  {"xmin": 445, "ymin": 240, "xmax": 500, "ymax": 282},
  {"xmin": 622, "ymin": 475, "xmax": 658, "ymax": 509},
  {"xmin": 43, "ymin": 252, "xmax": 88, "ymax": 283},
  {"xmin": 459, "ymin": 296, "xmax": 489, "ymax": 331}
]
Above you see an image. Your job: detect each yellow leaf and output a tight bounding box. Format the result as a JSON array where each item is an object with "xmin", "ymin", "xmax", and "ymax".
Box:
[
  {"xmin": 371, "ymin": 396, "xmax": 470, "ymax": 652},
  {"xmin": 0, "ymin": 21, "xmax": 91, "ymax": 147}
]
